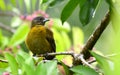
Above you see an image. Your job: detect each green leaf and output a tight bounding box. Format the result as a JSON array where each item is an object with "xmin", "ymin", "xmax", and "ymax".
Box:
[
  {"xmin": 9, "ymin": 23, "xmax": 29, "ymax": 47},
  {"xmin": 49, "ymin": 0, "xmax": 56, "ymax": 7},
  {"xmin": 42, "ymin": 0, "xmax": 48, "ymax": 3},
  {"xmin": 90, "ymin": 52, "xmax": 113, "ymax": 75},
  {"xmin": 60, "ymin": 61, "xmax": 70, "ymax": 75},
  {"xmin": 16, "ymin": 51, "xmax": 35, "ymax": 75},
  {"xmin": 61, "ymin": 0, "xmax": 80, "ymax": 23},
  {"xmin": 23, "ymin": 63, "xmax": 35, "ymax": 75},
  {"xmin": 70, "ymin": 65, "xmax": 99, "ymax": 75},
  {"xmin": 36, "ymin": 61, "xmax": 58, "ymax": 75},
  {"xmin": 0, "ymin": 0, "xmax": 6, "ymax": 10},
  {"xmin": 36, "ymin": 62, "xmax": 47, "ymax": 75},
  {"xmin": 79, "ymin": 1, "xmax": 91, "ymax": 26},
  {"xmin": 79, "ymin": 0, "xmax": 99, "ymax": 26},
  {"xmin": 16, "ymin": 54, "xmax": 25, "ymax": 67},
  {"xmin": 5, "ymin": 53, "xmax": 18, "ymax": 75},
  {"xmin": 17, "ymin": 50, "xmax": 30, "ymax": 59},
  {"xmin": 0, "ymin": 59, "xmax": 8, "ymax": 68},
  {"xmin": 90, "ymin": 51, "xmax": 109, "ymax": 67},
  {"xmin": 52, "ymin": 18, "xmax": 71, "ymax": 32},
  {"xmin": 23, "ymin": 58, "xmax": 35, "ymax": 75},
  {"xmin": 0, "ymin": 30, "xmax": 9, "ymax": 49},
  {"xmin": 105, "ymin": 0, "xmax": 113, "ymax": 8}
]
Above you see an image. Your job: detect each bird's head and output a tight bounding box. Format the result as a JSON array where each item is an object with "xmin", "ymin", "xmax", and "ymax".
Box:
[{"xmin": 31, "ymin": 16, "xmax": 49, "ymax": 28}]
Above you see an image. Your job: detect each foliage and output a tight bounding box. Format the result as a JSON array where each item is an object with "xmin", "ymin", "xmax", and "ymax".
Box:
[
  {"xmin": 0, "ymin": 0, "xmax": 120, "ymax": 75},
  {"xmin": 61, "ymin": 0, "xmax": 99, "ymax": 25},
  {"xmin": 3, "ymin": 51, "xmax": 58, "ymax": 75},
  {"xmin": 71, "ymin": 65, "xmax": 99, "ymax": 75}
]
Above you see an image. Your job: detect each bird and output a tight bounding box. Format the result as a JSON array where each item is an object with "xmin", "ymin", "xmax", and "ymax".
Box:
[{"xmin": 25, "ymin": 16, "xmax": 56, "ymax": 60}]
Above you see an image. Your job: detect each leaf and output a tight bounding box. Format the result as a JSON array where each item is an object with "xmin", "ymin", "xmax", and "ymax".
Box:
[
  {"xmin": 0, "ymin": 0, "xmax": 6, "ymax": 10},
  {"xmin": 49, "ymin": 0, "xmax": 56, "ymax": 7},
  {"xmin": 0, "ymin": 30, "xmax": 9, "ymax": 49},
  {"xmin": 46, "ymin": 61, "xmax": 58, "ymax": 75},
  {"xmin": 23, "ymin": 63, "xmax": 35, "ymax": 75},
  {"xmin": 70, "ymin": 65, "xmax": 99, "ymax": 75},
  {"xmin": 16, "ymin": 51, "xmax": 35, "ymax": 75},
  {"xmin": 61, "ymin": 0, "xmax": 80, "ymax": 23},
  {"xmin": 0, "ymin": 59, "xmax": 8, "ymax": 68},
  {"xmin": 105, "ymin": 0, "xmax": 113, "ymax": 8},
  {"xmin": 36, "ymin": 62, "xmax": 47, "ymax": 75},
  {"xmin": 35, "ymin": 61, "xmax": 58, "ymax": 75},
  {"xmin": 16, "ymin": 54, "xmax": 25, "ymax": 67},
  {"xmin": 9, "ymin": 23, "xmax": 29, "ymax": 47},
  {"xmin": 79, "ymin": 0, "xmax": 99, "ymax": 26},
  {"xmin": 79, "ymin": 1, "xmax": 91, "ymax": 26},
  {"xmin": 16, "ymin": 51, "xmax": 31, "ymax": 65},
  {"xmin": 60, "ymin": 61, "xmax": 70, "ymax": 75},
  {"xmin": 5, "ymin": 53, "xmax": 18, "ymax": 75},
  {"xmin": 23, "ymin": 58, "xmax": 35, "ymax": 75},
  {"xmin": 52, "ymin": 18, "xmax": 71, "ymax": 32},
  {"xmin": 90, "ymin": 52, "xmax": 113, "ymax": 75}
]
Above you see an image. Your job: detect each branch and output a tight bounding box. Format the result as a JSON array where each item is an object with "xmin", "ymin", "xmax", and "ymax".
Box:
[
  {"xmin": 0, "ymin": 23, "xmax": 15, "ymax": 33},
  {"xmin": 80, "ymin": 11, "xmax": 110, "ymax": 59},
  {"xmin": 0, "ymin": 59, "xmax": 8, "ymax": 63},
  {"xmin": 78, "ymin": 54, "xmax": 94, "ymax": 69},
  {"xmin": 37, "ymin": 51, "xmax": 75, "ymax": 58},
  {"xmin": 0, "ymin": 12, "xmax": 17, "ymax": 17},
  {"xmin": 73, "ymin": 11, "xmax": 110, "ymax": 65}
]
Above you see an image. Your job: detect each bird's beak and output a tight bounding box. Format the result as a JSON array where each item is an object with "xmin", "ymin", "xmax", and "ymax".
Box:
[{"xmin": 43, "ymin": 18, "xmax": 49, "ymax": 22}]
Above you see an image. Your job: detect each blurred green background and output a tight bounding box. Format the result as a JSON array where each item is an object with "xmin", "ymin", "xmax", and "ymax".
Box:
[{"xmin": 0, "ymin": 0, "xmax": 120, "ymax": 75}]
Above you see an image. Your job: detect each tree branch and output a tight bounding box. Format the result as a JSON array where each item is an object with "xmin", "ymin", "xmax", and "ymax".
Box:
[
  {"xmin": 0, "ymin": 22, "xmax": 15, "ymax": 33},
  {"xmin": 0, "ymin": 12, "xmax": 17, "ymax": 17},
  {"xmin": 73, "ymin": 11, "xmax": 110, "ymax": 65},
  {"xmin": 81, "ymin": 11, "xmax": 110, "ymax": 59}
]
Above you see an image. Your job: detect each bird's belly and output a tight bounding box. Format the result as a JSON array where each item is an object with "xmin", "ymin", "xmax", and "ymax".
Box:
[{"xmin": 26, "ymin": 35, "xmax": 51, "ymax": 55}]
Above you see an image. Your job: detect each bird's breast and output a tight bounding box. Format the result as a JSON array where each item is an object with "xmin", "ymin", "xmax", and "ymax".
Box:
[{"xmin": 25, "ymin": 25, "xmax": 51, "ymax": 54}]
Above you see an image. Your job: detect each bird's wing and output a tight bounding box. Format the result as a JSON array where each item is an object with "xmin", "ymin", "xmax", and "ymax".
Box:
[{"xmin": 46, "ymin": 28, "xmax": 56, "ymax": 52}]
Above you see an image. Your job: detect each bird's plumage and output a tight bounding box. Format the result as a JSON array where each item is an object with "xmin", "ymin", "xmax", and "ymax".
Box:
[{"xmin": 25, "ymin": 16, "xmax": 56, "ymax": 60}]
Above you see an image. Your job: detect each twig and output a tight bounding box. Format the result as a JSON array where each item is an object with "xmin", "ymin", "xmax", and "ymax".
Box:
[
  {"xmin": 37, "ymin": 51, "xmax": 75, "ymax": 57},
  {"xmin": 0, "ymin": 59, "xmax": 8, "ymax": 63},
  {"xmin": 79, "ymin": 54, "xmax": 94, "ymax": 69},
  {"xmin": 88, "ymin": 59, "xmax": 96, "ymax": 64},
  {"xmin": 0, "ymin": 22, "xmax": 15, "ymax": 33}
]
